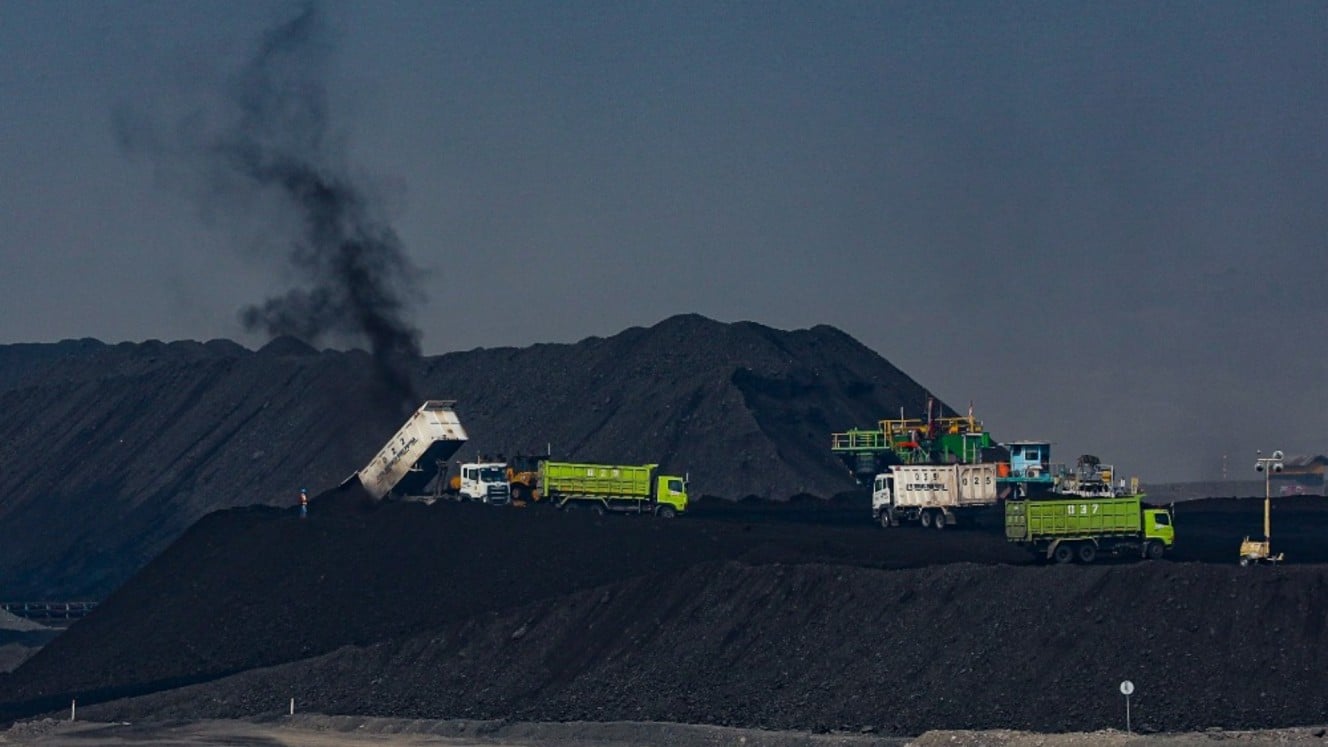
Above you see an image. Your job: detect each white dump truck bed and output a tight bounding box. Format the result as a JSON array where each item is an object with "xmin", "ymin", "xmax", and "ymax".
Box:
[
  {"xmin": 356, "ymin": 400, "xmax": 469, "ymax": 500},
  {"xmin": 884, "ymin": 463, "xmax": 1000, "ymax": 509}
]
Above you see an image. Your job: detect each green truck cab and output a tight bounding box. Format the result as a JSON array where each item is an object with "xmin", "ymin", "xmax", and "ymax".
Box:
[
  {"xmin": 539, "ymin": 461, "xmax": 688, "ymax": 517},
  {"xmin": 1005, "ymin": 494, "xmax": 1173, "ymax": 564}
]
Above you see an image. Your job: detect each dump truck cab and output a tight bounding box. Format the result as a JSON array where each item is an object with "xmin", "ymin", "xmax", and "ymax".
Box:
[
  {"xmin": 1143, "ymin": 507, "xmax": 1175, "ymax": 547},
  {"xmin": 871, "ymin": 473, "xmax": 893, "ymax": 510},
  {"xmin": 452, "ymin": 462, "xmax": 511, "ymax": 504},
  {"xmin": 656, "ymin": 474, "xmax": 689, "ymax": 514}
]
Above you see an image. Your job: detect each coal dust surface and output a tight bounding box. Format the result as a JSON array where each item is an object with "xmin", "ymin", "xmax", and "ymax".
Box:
[{"xmin": 3, "ymin": 487, "xmax": 1327, "ymax": 736}]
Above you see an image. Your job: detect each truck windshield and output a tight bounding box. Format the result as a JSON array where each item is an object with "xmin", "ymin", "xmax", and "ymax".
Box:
[
  {"xmin": 668, "ymin": 479, "xmax": 684, "ymax": 493},
  {"xmin": 1155, "ymin": 512, "xmax": 1171, "ymax": 526},
  {"xmin": 479, "ymin": 467, "xmax": 506, "ymax": 482}
]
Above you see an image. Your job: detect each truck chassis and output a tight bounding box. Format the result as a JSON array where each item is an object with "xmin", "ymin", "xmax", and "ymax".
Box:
[
  {"xmin": 555, "ymin": 494, "xmax": 679, "ymax": 517},
  {"xmin": 876, "ymin": 504, "xmax": 988, "ymax": 530},
  {"xmin": 1029, "ymin": 534, "xmax": 1167, "ymax": 564}
]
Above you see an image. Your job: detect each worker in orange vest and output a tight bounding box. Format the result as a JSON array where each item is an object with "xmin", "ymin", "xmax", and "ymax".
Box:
[{"xmin": 299, "ymin": 488, "xmax": 309, "ymax": 518}]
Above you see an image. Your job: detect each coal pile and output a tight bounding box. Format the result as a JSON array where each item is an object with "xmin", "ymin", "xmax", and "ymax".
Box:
[
  {"xmin": 0, "ymin": 315, "xmax": 936, "ymax": 599},
  {"xmin": 71, "ymin": 561, "xmax": 1328, "ymax": 736},
  {"xmin": 0, "ymin": 611, "xmax": 53, "ymax": 675},
  {"xmin": 0, "ymin": 480, "xmax": 1024, "ymax": 716},
  {"xmin": 4, "ymin": 489, "xmax": 1328, "ymax": 735}
]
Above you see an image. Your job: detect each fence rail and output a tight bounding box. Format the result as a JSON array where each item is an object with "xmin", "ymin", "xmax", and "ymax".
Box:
[{"xmin": 1, "ymin": 601, "xmax": 99, "ymax": 623}]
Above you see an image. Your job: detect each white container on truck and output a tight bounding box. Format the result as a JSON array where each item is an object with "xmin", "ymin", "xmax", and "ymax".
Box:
[
  {"xmin": 354, "ymin": 400, "xmax": 469, "ymax": 500},
  {"xmin": 872, "ymin": 463, "xmax": 1000, "ymax": 529}
]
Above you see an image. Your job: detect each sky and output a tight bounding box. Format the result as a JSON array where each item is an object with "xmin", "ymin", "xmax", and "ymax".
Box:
[{"xmin": 2, "ymin": 1, "xmax": 1325, "ymax": 482}]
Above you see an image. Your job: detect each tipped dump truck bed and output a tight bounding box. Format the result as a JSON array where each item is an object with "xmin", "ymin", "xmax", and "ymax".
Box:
[{"xmin": 356, "ymin": 400, "xmax": 469, "ymax": 500}]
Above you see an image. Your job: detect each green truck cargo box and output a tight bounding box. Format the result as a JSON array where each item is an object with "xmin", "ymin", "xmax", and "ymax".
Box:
[
  {"xmin": 1005, "ymin": 494, "xmax": 1173, "ymax": 563},
  {"xmin": 1006, "ymin": 494, "xmax": 1144, "ymax": 540},
  {"xmin": 541, "ymin": 462, "xmax": 655, "ymax": 498}
]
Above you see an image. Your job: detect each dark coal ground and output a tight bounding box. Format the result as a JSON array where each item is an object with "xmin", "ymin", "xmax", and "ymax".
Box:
[{"xmin": 4, "ymin": 485, "xmax": 1328, "ymax": 735}]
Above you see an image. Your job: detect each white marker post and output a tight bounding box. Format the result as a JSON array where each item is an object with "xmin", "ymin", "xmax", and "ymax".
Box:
[
  {"xmin": 70, "ymin": 698, "xmax": 76, "ymax": 722},
  {"xmin": 290, "ymin": 697, "xmax": 295, "ymax": 716},
  {"xmin": 1120, "ymin": 680, "xmax": 1134, "ymax": 734}
]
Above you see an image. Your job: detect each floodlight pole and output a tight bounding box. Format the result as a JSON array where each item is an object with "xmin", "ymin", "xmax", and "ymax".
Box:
[
  {"xmin": 1263, "ymin": 459, "xmax": 1271, "ymax": 542},
  {"xmin": 1255, "ymin": 450, "xmax": 1283, "ymax": 543}
]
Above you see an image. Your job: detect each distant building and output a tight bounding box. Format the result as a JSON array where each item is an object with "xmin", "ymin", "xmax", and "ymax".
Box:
[{"xmin": 1270, "ymin": 455, "xmax": 1328, "ymax": 496}]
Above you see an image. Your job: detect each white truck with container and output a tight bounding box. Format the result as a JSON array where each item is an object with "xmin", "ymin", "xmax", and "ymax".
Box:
[{"xmin": 872, "ymin": 463, "xmax": 1001, "ymax": 529}]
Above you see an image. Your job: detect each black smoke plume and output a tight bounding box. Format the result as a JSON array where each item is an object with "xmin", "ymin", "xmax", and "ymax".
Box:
[{"xmin": 118, "ymin": 4, "xmax": 422, "ymax": 407}]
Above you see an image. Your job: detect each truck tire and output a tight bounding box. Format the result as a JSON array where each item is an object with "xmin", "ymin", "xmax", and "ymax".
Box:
[
  {"xmin": 919, "ymin": 511, "xmax": 933, "ymax": 529},
  {"xmin": 933, "ymin": 511, "xmax": 946, "ymax": 530},
  {"xmin": 510, "ymin": 483, "xmax": 528, "ymax": 503},
  {"xmin": 1076, "ymin": 542, "xmax": 1097, "ymax": 564},
  {"xmin": 657, "ymin": 505, "xmax": 677, "ymax": 519},
  {"xmin": 1052, "ymin": 544, "xmax": 1074, "ymax": 564},
  {"xmin": 1146, "ymin": 541, "xmax": 1164, "ymax": 560},
  {"xmin": 878, "ymin": 512, "xmax": 892, "ymax": 529},
  {"xmin": 1239, "ymin": 556, "xmax": 1252, "ymax": 567}
]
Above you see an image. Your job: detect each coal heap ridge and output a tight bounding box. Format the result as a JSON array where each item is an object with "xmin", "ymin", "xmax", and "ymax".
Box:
[
  {"xmin": 0, "ymin": 479, "xmax": 1025, "ymax": 715},
  {"xmin": 0, "ymin": 315, "xmax": 931, "ymax": 599},
  {"xmin": 5, "ymin": 488, "xmax": 1328, "ymax": 734}
]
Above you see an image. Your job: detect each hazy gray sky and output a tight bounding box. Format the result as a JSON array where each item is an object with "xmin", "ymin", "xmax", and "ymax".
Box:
[{"xmin": 2, "ymin": 1, "xmax": 1325, "ymax": 482}]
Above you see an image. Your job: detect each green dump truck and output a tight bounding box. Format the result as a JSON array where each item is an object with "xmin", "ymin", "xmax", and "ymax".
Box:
[
  {"xmin": 539, "ymin": 461, "xmax": 688, "ymax": 517},
  {"xmin": 1005, "ymin": 494, "xmax": 1173, "ymax": 563}
]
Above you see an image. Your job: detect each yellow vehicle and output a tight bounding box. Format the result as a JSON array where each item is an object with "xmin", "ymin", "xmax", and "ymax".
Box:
[{"xmin": 506, "ymin": 455, "xmax": 543, "ymax": 505}]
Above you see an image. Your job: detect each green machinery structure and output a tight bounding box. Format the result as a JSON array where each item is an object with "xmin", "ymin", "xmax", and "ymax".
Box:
[
  {"xmin": 832, "ymin": 403, "xmax": 1060, "ymax": 497},
  {"xmin": 832, "ymin": 413, "xmax": 994, "ymax": 475}
]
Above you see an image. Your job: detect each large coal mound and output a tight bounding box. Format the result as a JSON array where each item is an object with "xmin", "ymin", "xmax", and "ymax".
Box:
[
  {"xmin": 0, "ymin": 315, "xmax": 936, "ymax": 599},
  {"xmin": 4, "ymin": 489, "xmax": 1328, "ymax": 735}
]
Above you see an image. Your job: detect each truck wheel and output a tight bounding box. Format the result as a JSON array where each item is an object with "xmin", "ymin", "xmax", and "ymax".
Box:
[
  {"xmin": 1146, "ymin": 541, "xmax": 1165, "ymax": 560},
  {"xmin": 1239, "ymin": 556, "xmax": 1251, "ymax": 567},
  {"xmin": 878, "ymin": 512, "xmax": 892, "ymax": 529},
  {"xmin": 1076, "ymin": 543, "xmax": 1097, "ymax": 564},
  {"xmin": 919, "ymin": 511, "xmax": 933, "ymax": 529},
  {"xmin": 657, "ymin": 505, "xmax": 677, "ymax": 519},
  {"xmin": 510, "ymin": 483, "xmax": 528, "ymax": 503},
  {"xmin": 933, "ymin": 511, "xmax": 946, "ymax": 530},
  {"xmin": 1052, "ymin": 544, "xmax": 1074, "ymax": 564}
]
